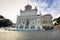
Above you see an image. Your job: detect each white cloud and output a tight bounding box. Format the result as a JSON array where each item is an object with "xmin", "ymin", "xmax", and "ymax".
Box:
[
  {"xmin": 46, "ymin": 0, "xmax": 60, "ymax": 18},
  {"xmin": 0, "ymin": 0, "xmax": 60, "ymax": 23},
  {"xmin": 0, "ymin": 0, "xmax": 32, "ymax": 23},
  {"xmin": 30, "ymin": 0, "xmax": 60, "ymax": 18},
  {"xmin": 30, "ymin": 0, "xmax": 48, "ymax": 14}
]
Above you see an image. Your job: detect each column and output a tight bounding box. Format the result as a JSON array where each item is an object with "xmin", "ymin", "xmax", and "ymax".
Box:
[
  {"xmin": 29, "ymin": 24, "xmax": 31, "ymax": 30},
  {"xmin": 18, "ymin": 24, "xmax": 20, "ymax": 29},
  {"xmin": 35, "ymin": 25, "xmax": 37, "ymax": 30},
  {"xmin": 23, "ymin": 24, "xmax": 25, "ymax": 30}
]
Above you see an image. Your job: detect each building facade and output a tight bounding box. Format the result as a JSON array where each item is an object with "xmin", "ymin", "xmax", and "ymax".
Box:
[
  {"xmin": 16, "ymin": 5, "xmax": 53, "ymax": 30},
  {"xmin": 42, "ymin": 14, "xmax": 53, "ymax": 29}
]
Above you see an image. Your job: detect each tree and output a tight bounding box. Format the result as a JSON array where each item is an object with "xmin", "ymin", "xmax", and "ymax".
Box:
[
  {"xmin": 0, "ymin": 15, "xmax": 13, "ymax": 27},
  {"xmin": 0, "ymin": 15, "xmax": 4, "ymax": 19},
  {"xmin": 0, "ymin": 19, "xmax": 13, "ymax": 27},
  {"xmin": 0, "ymin": 20, "xmax": 3, "ymax": 27},
  {"xmin": 0, "ymin": 15, "xmax": 4, "ymax": 27},
  {"xmin": 53, "ymin": 16, "xmax": 60, "ymax": 26},
  {"xmin": 4, "ymin": 19, "xmax": 13, "ymax": 27},
  {"xmin": 56, "ymin": 17, "xmax": 60, "ymax": 24},
  {"xmin": 54, "ymin": 23, "xmax": 58, "ymax": 26}
]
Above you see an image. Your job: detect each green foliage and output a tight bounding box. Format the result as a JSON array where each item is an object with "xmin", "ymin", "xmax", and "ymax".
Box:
[
  {"xmin": 0, "ymin": 15, "xmax": 4, "ymax": 19},
  {"xmin": 53, "ymin": 16, "xmax": 60, "ymax": 26},
  {"xmin": 0, "ymin": 15, "xmax": 13, "ymax": 27},
  {"xmin": 56, "ymin": 17, "xmax": 60, "ymax": 24},
  {"xmin": 54, "ymin": 23, "xmax": 58, "ymax": 26}
]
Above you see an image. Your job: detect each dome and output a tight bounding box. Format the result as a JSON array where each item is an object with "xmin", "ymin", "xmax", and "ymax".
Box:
[{"xmin": 25, "ymin": 5, "xmax": 32, "ymax": 10}]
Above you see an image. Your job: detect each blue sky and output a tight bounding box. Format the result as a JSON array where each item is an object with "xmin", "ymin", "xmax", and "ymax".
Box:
[
  {"xmin": 31, "ymin": 0, "xmax": 53, "ymax": 8},
  {"xmin": 30, "ymin": 0, "xmax": 60, "ymax": 18},
  {"xmin": 0, "ymin": 0, "xmax": 60, "ymax": 23},
  {"xmin": 41, "ymin": 0, "xmax": 53, "ymax": 8}
]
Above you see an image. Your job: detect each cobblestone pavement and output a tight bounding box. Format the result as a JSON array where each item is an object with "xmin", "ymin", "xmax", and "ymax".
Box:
[{"xmin": 0, "ymin": 29, "xmax": 60, "ymax": 40}]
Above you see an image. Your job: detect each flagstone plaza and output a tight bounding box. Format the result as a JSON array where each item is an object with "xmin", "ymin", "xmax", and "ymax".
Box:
[{"xmin": 0, "ymin": 29, "xmax": 60, "ymax": 40}]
